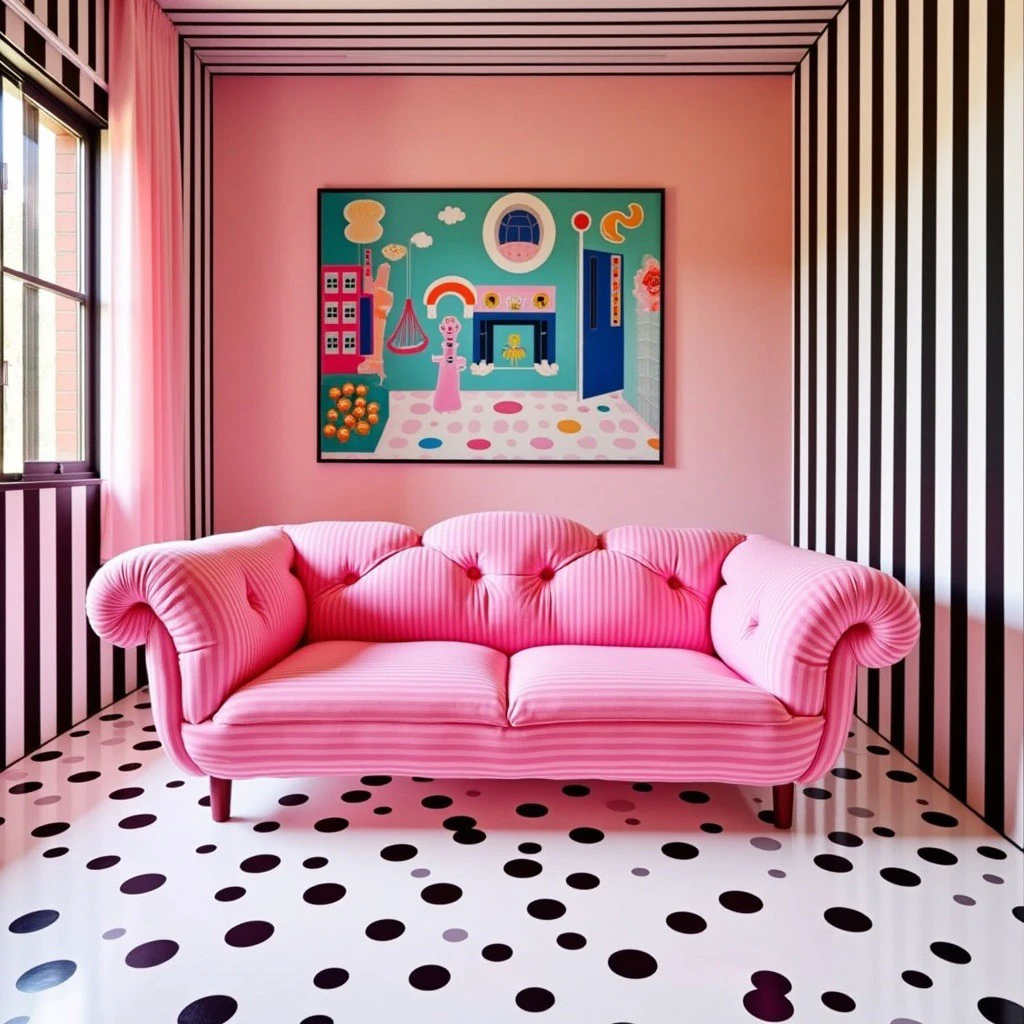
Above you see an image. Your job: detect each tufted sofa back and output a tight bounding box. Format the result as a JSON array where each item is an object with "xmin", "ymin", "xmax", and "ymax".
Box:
[{"xmin": 284, "ymin": 512, "xmax": 745, "ymax": 656}]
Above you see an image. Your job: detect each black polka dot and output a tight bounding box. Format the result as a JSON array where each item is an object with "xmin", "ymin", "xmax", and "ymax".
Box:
[
  {"xmin": 215, "ymin": 887, "xmax": 246, "ymax": 902},
  {"xmin": 120, "ymin": 873, "xmax": 166, "ymax": 895},
  {"xmin": 9, "ymin": 781, "xmax": 43, "ymax": 795},
  {"xmin": 568, "ymin": 827, "xmax": 604, "ymax": 844},
  {"xmin": 527, "ymin": 899, "xmax": 565, "ymax": 920},
  {"xmin": 8, "ymin": 909, "xmax": 59, "ymax": 933},
  {"xmin": 341, "ymin": 790, "xmax": 371, "ymax": 803},
  {"xmin": 679, "ymin": 790, "xmax": 710, "ymax": 804},
  {"xmin": 743, "ymin": 970, "xmax": 793, "ymax": 1022},
  {"xmin": 561, "ymin": 784, "xmax": 590, "ymax": 797},
  {"xmin": 303, "ymin": 857, "xmax": 328, "ymax": 869},
  {"xmin": 176, "ymin": 994, "xmax": 238, "ymax": 1024},
  {"xmin": 67, "ymin": 772, "xmax": 100, "ymax": 783},
  {"xmin": 661, "ymin": 842, "xmax": 699, "ymax": 860},
  {"xmin": 408, "ymin": 965, "xmax": 450, "ymax": 991},
  {"xmin": 482, "ymin": 943, "xmax": 512, "ymax": 961},
  {"xmin": 921, "ymin": 810, "xmax": 959, "ymax": 828},
  {"xmin": 901, "ymin": 970, "xmax": 933, "ymax": 988},
  {"xmin": 300, "ymin": 1016, "xmax": 332, "ymax": 1024},
  {"xmin": 632, "ymin": 782, "xmax": 653, "ymax": 792},
  {"xmin": 224, "ymin": 921, "xmax": 274, "ymax": 947},
  {"xmin": 917, "ymin": 849, "xmax": 958, "ymax": 873},
  {"xmin": 452, "ymin": 828, "xmax": 487, "ymax": 844},
  {"xmin": 411, "ymin": 777, "xmax": 434, "ymax": 783},
  {"xmin": 361, "ymin": 775, "xmax": 392, "ymax": 786},
  {"xmin": 165, "ymin": 779, "xmax": 184, "ymax": 787},
  {"xmin": 516, "ymin": 987, "xmax": 556, "ymax": 1012},
  {"xmin": 442, "ymin": 815, "xmax": 477, "ymax": 831},
  {"xmin": 133, "ymin": 740, "xmax": 161, "ymax": 751},
  {"xmin": 87, "ymin": 855, "xmax": 120, "ymax": 870},
  {"xmin": 831, "ymin": 767, "xmax": 861, "ymax": 779},
  {"xmin": 314, "ymin": 817, "xmax": 348, "ymax": 833},
  {"xmin": 314, "ymin": 967, "xmax": 349, "ymax": 989},
  {"xmin": 198, "ymin": 796, "xmax": 211, "ymax": 807},
  {"xmin": 518, "ymin": 842, "xmax": 542, "ymax": 854},
  {"xmin": 15, "ymin": 959, "xmax": 77, "ymax": 992},
  {"xmin": 556, "ymin": 932, "xmax": 586, "ymax": 950},
  {"xmin": 978, "ymin": 997, "xmax": 1024, "ymax": 1024},
  {"xmin": 1012, "ymin": 906, "xmax": 1024, "ymax": 924},
  {"xmin": 887, "ymin": 770, "xmax": 917, "ymax": 783},
  {"xmin": 110, "ymin": 787, "xmax": 144, "ymax": 800},
  {"xmin": 872, "ymin": 826, "xmax": 896, "ymax": 837},
  {"xmin": 278, "ymin": 793, "xmax": 308, "ymax": 806},
  {"xmin": 978, "ymin": 845, "xmax": 1007, "ymax": 860},
  {"xmin": 373, "ymin": 806, "xmax": 392, "ymax": 816},
  {"xmin": 119, "ymin": 763, "xmax": 143, "ymax": 773},
  {"xmin": 566, "ymin": 872, "xmax": 599, "ymax": 890},
  {"xmin": 700, "ymin": 822, "xmax": 724, "ymax": 833},
  {"xmin": 930, "ymin": 940, "xmax": 971, "ymax": 964},
  {"xmin": 866, "ymin": 744, "xmax": 890, "ymax": 755},
  {"xmin": 240, "ymin": 854, "xmax": 280, "ymax": 873},
  {"xmin": 365, "ymin": 918, "xmax": 405, "ymax": 940},
  {"xmin": 303, "ymin": 883, "xmax": 346, "ymax": 905},
  {"xmin": 880, "ymin": 867, "xmax": 921, "ymax": 887},
  {"xmin": 252, "ymin": 822, "xmax": 279, "ymax": 833},
  {"xmin": 125, "ymin": 939, "xmax": 179, "ymax": 968},
  {"xmin": 516, "ymin": 803, "xmax": 549, "ymax": 818},
  {"xmin": 31, "ymin": 821, "xmax": 69, "ymax": 839},
  {"xmin": 381, "ymin": 844, "xmax": 418, "ymax": 861},
  {"xmin": 823, "ymin": 907, "xmax": 872, "ymax": 932},
  {"xmin": 31, "ymin": 750, "xmax": 62, "ymax": 762},
  {"xmin": 814, "ymin": 854, "xmax": 853, "ymax": 873},
  {"xmin": 118, "ymin": 814, "xmax": 156, "ymax": 830},
  {"xmin": 607, "ymin": 949, "xmax": 658, "ymax": 979},
  {"xmin": 196, "ymin": 844, "xmax": 216, "ymax": 854},
  {"xmin": 42, "ymin": 846, "xmax": 68, "ymax": 859},
  {"xmin": 719, "ymin": 891, "xmax": 763, "ymax": 914},
  {"xmin": 666, "ymin": 911, "xmax": 707, "ymax": 934},
  {"xmin": 504, "ymin": 859, "xmax": 542, "ymax": 878},
  {"xmin": 828, "ymin": 831, "xmax": 863, "ymax": 848},
  {"xmin": 821, "ymin": 991, "xmax": 856, "ymax": 1012},
  {"xmin": 100, "ymin": 713, "xmax": 123, "ymax": 721},
  {"xmin": 803, "ymin": 787, "xmax": 832, "ymax": 800},
  {"xmin": 421, "ymin": 795, "xmax": 453, "ymax": 809},
  {"xmin": 421, "ymin": 883, "xmax": 462, "ymax": 905}
]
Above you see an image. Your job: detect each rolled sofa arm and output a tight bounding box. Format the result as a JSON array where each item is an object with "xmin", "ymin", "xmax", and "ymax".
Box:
[
  {"xmin": 86, "ymin": 527, "xmax": 307, "ymax": 771},
  {"xmin": 710, "ymin": 536, "xmax": 920, "ymax": 719}
]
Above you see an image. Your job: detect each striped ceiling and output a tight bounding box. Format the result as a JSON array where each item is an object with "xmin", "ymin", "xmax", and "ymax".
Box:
[{"xmin": 159, "ymin": 1, "xmax": 841, "ymax": 75}]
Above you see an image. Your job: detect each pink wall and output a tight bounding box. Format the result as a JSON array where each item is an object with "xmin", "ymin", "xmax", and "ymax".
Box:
[{"xmin": 213, "ymin": 76, "xmax": 793, "ymax": 537}]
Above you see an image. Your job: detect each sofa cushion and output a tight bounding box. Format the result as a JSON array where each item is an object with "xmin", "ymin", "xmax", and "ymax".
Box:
[
  {"xmin": 213, "ymin": 640, "xmax": 508, "ymax": 727},
  {"xmin": 507, "ymin": 645, "xmax": 791, "ymax": 727}
]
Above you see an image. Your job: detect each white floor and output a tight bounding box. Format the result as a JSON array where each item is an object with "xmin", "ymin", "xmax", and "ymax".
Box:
[{"xmin": 1, "ymin": 693, "xmax": 1021, "ymax": 1024}]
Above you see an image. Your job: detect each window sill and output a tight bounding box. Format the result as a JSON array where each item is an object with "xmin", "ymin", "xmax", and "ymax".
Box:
[{"xmin": 0, "ymin": 473, "xmax": 100, "ymax": 491}]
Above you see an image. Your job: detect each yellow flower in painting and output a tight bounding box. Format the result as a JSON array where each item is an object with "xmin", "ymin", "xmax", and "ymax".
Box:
[{"xmin": 502, "ymin": 333, "xmax": 526, "ymax": 366}]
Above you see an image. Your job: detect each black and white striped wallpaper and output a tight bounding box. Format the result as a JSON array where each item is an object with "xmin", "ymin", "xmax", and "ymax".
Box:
[
  {"xmin": 794, "ymin": 0, "xmax": 1023, "ymax": 847},
  {"xmin": 0, "ymin": 0, "xmax": 108, "ymax": 121},
  {"xmin": 180, "ymin": 38, "xmax": 213, "ymax": 540},
  {"xmin": 1, "ymin": 484, "xmax": 146, "ymax": 768}
]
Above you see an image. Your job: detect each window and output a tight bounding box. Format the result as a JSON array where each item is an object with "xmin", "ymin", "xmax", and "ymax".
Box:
[
  {"xmin": 324, "ymin": 331, "xmax": 339, "ymax": 354},
  {"xmin": 341, "ymin": 332, "xmax": 356, "ymax": 354},
  {"xmin": 341, "ymin": 301, "xmax": 357, "ymax": 324},
  {"xmin": 323, "ymin": 271, "xmax": 338, "ymax": 293},
  {"xmin": 1, "ymin": 71, "xmax": 96, "ymax": 478},
  {"xmin": 324, "ymin": 301, "xmax": 338, "ymax": 323},
  {"xmin": 342, "ymin": 272, "xmax": 357, "ymax": 293}
]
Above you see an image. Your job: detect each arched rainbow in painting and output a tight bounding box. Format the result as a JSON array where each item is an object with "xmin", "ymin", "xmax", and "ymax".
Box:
[{"xmin": 317, "ymin": 188, "xmax": 664, "ymax": 463}]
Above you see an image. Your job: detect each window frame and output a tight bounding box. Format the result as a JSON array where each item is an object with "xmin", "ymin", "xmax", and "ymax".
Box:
[{"xmin": 1, "ymin": 64, "xmax": 99, "ymax": 485}]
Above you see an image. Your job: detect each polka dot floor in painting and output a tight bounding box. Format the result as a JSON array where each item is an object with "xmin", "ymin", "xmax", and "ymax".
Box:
[
  {"xmin": 319, "ymin": 390, "xmax": 660, "ymax": 461},
  {"xmin": 1, "ymin": 694, "xmax": 1021, "ymax": 1024}
]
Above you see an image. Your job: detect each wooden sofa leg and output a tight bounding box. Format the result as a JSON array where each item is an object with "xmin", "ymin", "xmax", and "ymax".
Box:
[
  {"xmin": 772, "ymin": 783, "xmax": 794, "ymax": 830},
  {"xmin": 210, "ymin": 777, "xmax": 232, "ymax": 822}
]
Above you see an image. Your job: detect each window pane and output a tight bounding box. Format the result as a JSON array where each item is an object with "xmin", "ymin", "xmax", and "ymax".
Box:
[{"xmin": 2, "ymin": 277, "xmax": 85, "ymax": 470}]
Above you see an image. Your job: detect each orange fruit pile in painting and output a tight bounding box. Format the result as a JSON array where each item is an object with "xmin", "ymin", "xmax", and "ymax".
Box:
[{"xmin": 323, "ymin": 383, "xmax": 382, "ymax": 445}]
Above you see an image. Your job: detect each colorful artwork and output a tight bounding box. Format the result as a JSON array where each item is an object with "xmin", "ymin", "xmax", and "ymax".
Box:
[{"xmin": 318, "ymin": 189, "xmax": 664, "ymax": 462}]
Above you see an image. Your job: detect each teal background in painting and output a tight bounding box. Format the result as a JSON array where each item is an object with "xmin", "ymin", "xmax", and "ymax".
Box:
[{"xmin": 319, "ymin": 190, "xmax": 662, "ymax": 405}]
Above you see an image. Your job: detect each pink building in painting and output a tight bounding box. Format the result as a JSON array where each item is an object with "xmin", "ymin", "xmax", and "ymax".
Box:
[{"xmin": 321, "ymin": 249, "xmax": 373, "ymax": 375}]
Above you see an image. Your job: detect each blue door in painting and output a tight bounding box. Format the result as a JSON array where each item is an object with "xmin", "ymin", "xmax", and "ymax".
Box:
[{"xmin": 581, "ymin": 249, "xmax": 624, "ymax": 399}]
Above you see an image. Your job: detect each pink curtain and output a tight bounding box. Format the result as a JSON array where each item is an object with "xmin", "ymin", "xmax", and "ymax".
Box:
[{"xmin": 102, "ymin": 0, "xmax": 186, "ymax": 559}]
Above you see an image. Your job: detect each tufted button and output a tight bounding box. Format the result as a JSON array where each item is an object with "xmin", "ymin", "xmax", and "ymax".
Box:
[
  {"xmin": 667, "ymin": 576, "xmax": 683, "ymax": 591},
  {"xmin": 748, "ymin": 616, "xmax": 759, "ymax": 631},
  {"xmin": 342, "ymin": 572, "xmax": 359, "ymax": 586},
  {"xmin": 466, "ymin": 566, "xmax": 482, "ymax": 581},
  {"xmin": 539, "ymin": 567, "xmax": 555, "ymax": 582}
]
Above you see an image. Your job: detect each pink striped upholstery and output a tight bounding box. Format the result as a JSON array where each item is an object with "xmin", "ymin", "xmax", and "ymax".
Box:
[
  {"xmin": 181, "ymin": 718, "xmax": 824, "ymax": 784},
  {"xmin": 84, "ymin": 512, "xmax": 920, "ymax": 788},
  {"xmin": 286, "ymin": 513, "xmax": 744, "ymax": 655},
  {"xmin": 213, "ymin": 640, "xmax": 508, "ymax": 726},
  {"xmin": 508, "ymin": 646, "xmax": 791, "ymax": 726}
]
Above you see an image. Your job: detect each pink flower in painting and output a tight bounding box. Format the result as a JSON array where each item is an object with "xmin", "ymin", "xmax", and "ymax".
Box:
[{"xmin": 633, "ymin": 255, "xmax": 661, "ymax": 313}]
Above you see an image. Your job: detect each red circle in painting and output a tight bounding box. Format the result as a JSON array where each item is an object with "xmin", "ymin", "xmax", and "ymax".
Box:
[
  {"xmin": 467, "ymin": 438, "xmax": 491, "ymax": 450},
  {"xmin": 572, "ymin": 211, "xmax": 591, "ymax": 232},
  {"xmin": 493, "ymin": 401, "xmax": 523, "ymax": 414}
]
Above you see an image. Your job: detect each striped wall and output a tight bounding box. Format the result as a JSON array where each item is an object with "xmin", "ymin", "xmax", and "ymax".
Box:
[
  {"xmin": 794, "ymin": 0, "xmax": 1024, "ymax": 847},
  {"xmin": 1, "ymin": 484, "xmax": 146, "ymax": 768},
  {"xmin": 180, "ymin": 38, "xmax": 214, "ymax": 539},
  {"xmin": 0, "ymin": 0, "xmax": 108, "ymax": 121}
]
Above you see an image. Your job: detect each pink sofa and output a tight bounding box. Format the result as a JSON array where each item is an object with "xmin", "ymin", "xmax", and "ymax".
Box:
[{"xmin": 85, "ymin": 512, "xmax": 919, "ymax": 829}]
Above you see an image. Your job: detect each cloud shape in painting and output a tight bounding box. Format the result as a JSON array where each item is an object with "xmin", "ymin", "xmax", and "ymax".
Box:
[
  {"xmin": 437, "ymin": 205, "xmax": 466, "ymax": 226},
  {"xmin": 410, "ymin": 231, "xmax": 434, "ymax": 249}
]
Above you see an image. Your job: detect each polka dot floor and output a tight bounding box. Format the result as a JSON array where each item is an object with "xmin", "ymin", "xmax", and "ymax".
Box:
[
  {"xmin": 1, "ymin": 693, "xmax": 1021, "ymax": 1024},
  {"xmin": 321, "ymin": 390, "xmax": 661, "ymax": 460}
]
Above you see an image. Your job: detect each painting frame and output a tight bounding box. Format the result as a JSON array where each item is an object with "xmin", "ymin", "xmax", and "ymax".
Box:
[{"xmin": 316, "ymin": 187, "xmax": 666, "ymax": 465}]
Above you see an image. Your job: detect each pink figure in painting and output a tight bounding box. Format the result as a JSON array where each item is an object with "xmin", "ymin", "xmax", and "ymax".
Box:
[{"xmin": 431, "ymin": 315, "xmax": 466, "ymax": 413}]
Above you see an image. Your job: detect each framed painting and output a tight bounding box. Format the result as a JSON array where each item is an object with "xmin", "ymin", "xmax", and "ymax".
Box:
[{"xmin": 317, "ymin": 188, "xmax": 664, "ymax": 463}]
